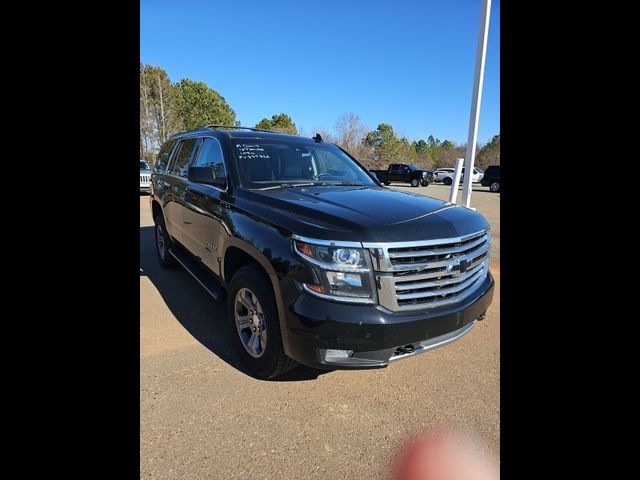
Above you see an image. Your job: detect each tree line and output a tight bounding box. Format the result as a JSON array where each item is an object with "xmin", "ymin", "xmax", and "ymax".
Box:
[{"xmin": 140, "ymin": 63, "xmax": 499, "ymax": 170}]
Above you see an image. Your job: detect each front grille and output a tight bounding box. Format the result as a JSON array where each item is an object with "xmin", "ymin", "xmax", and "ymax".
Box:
[
  {"xmin": 366, "ymin": 229, "xmax": 490, "ymax": 312},
  {"xmin": 140, "ymin": 174, "xmax": 150, "ymax": 183}
]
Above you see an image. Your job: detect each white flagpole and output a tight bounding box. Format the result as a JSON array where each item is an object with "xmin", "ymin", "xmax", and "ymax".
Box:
[{"xmin": 461, "ymin": 0, "xmax": 492, "ymax": 208}]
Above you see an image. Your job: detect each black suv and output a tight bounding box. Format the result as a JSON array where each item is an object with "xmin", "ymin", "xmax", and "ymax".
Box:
[
  {"xmin": 150, "ymin": 126, "xmax": 494, "ymax": 378},
  {"xmin": 480, "ymin": 165, "xmax": 500, "ymax": 192}
]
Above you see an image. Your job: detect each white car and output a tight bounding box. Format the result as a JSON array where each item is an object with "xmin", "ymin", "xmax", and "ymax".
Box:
[
  {"xmin": 140, "ymin": 160, "xmax": 151, "ymax": 193},
  {"xmin": 433, "ymin": 168, "xmax": 456, "ymax": 182},
  {"xmin": 434, "ymin": 167, "xmax": 484, "ymax": 185}
]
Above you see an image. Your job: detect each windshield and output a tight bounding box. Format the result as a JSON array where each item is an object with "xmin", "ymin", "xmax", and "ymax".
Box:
[
  {"xmin": 140, "ymin": 161, "xmax": 150, "ymax": 170},
  {"xmin": 408, "ymin": 164, "xmax": 419, "ymax": 170},
  {"xmin": 231, "ymin": 140, "xmax": 377, "ymax": 189}
]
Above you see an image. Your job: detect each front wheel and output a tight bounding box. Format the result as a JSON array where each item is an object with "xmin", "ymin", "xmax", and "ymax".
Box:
[
  {"xmin": 411, "ymin": 178, "xmax": 419, "ymax": 187},
  {"xmin": 228, "ymin": 265, "xmax": 299, "ymax": 379},
  {"xmin": 443, "ymin": 177, "xmax": 453, "ymax": 186},
  {"xmin": 420, "ymin": 180, "xmax": 429, "ymax": 187},
  {"xmin": 490, "ymin": 181, "xmax": 500, "ymax": 192}
]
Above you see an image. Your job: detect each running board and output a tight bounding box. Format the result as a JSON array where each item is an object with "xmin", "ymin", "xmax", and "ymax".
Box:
[{"xmin": 169, "ymin": 247, "xmax": 225, "ymax": 301}]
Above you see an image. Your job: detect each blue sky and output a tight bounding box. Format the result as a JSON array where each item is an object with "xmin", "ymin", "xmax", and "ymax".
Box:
[{"xmin": 140, "ymin": 0, "xmax": 499, "ymax": 145}]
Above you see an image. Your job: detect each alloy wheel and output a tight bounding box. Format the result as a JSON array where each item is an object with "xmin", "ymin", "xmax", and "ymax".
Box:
[{"xmin": 234, "ymin": 288, "xmax": 267, "ymax": 358}]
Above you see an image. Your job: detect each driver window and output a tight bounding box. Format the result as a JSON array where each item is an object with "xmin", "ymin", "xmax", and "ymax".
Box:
[
  {"xmin": 313, "ymin": 150, "xmax": 357, "ymax": 180},
  {"xmin": 194, "ymin": 138, "xmax": 227, "ymax": 179}
]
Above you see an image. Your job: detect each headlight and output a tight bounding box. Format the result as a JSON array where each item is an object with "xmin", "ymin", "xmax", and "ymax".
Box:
[{"xmin": 292, "ymin": 237, "xmax": 376, "ymax": 303}]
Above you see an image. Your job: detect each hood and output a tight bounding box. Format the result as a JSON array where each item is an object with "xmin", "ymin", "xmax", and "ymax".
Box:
[
  {"xmin": 140, "ymin": 169, "xmax": 152, "ymax": 175},
  {"xmin": 241, "ymin": 186, "xmax": 489, "ymax": 243}
]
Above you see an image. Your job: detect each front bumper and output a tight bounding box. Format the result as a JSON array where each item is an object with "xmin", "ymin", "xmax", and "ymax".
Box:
[
  {"xmin": 284, "ymin": 272, "xmax": 494, "ymax": 370},
  {"xmin": 140, "ymin": 184, "xmax": 151, "ymax": 192}
]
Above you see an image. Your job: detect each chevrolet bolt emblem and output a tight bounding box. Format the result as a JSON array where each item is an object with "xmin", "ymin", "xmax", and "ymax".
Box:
[
  {"xmin": 446, "ymin": 258, "xmax": 468, "ymax": 274},
  {"xmin": 445, "ymin": 258, "xmax": 460, "ymax": 273}
]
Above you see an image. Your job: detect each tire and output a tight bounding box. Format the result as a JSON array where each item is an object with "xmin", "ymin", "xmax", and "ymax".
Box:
[
  {"xmin": 384, "ymin": 182, "xmax": 391, "ymax": 186},
  {"xmin": 154, "ymin": 214, "xmax": 178, "ymax": 269},
  {"xmin": 443, "ymin": 177, "xmax": 453, "ymax": 186},
  {"xmin": 411, "ymin": 178, "xmax": 419, "ymax": 187},
  {"xmin": 228, "ymin": 265, "xmax": 299, "ymax": 379},
  {"xmin": 489, "ymin": 182, "xmax": 500, "ymax": 192},
  {"xmin": 420, "ymin": 180, "xmax": 429, "ymax": 187}
]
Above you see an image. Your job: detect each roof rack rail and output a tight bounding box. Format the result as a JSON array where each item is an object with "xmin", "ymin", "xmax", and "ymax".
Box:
[{"xmin": 204, "ymin": 124, "xmax": 274, "ymax": 133}]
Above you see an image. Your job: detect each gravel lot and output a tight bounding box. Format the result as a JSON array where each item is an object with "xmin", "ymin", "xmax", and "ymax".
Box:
[{"xmin": 140, "ymin": 183, "xmax": 499, "ymax": 479}]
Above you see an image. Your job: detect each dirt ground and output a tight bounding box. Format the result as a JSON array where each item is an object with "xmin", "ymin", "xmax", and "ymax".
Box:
[{"xmin": 140, "ymin": 183, "xmax": 499, "ymax": 479}]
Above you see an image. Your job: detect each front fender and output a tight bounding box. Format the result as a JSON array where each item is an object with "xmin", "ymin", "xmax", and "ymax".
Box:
[{"xmin": 221, "ymin": 214, "xmax": 309, "ymax": 358}]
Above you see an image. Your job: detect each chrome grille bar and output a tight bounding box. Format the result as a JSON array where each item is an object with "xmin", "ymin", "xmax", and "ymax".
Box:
[
  {"xmin": 364, "ymin": 228, "xmax": 490, "ymax": 312},
  {"xmin": 395, "ymin": 263, "xmax": 484, "ymax": 291},
  {"xmin": 395, "ymin": 268, "xmax": 484, "ymax": 300},
  {"xmin": 388, "ymin": 233, "xmax": 488, "ymax": 259}
]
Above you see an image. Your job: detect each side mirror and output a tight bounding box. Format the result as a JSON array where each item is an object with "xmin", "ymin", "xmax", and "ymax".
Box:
[{"xmin": 188, "ymin": 167, "xmax": 227, "ymax": 188}]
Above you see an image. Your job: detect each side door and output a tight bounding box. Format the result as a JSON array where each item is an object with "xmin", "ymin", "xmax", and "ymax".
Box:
[
  {"xmin": 182, "ymin": 137, "xmax": 229, "ymax": 277},
  {"xmin": 163, "ymin": 137, "xmax": 200, "ymax": 245},
  {"xmin": 388, "ymin": 164, "xmax": 399, "ymax": 181},
  {"xmin": 401, "ymin": 164, "xmax": 411, "ymax": 182}
]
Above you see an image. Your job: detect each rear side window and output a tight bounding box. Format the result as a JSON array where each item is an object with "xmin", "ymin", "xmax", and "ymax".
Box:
[
  {"xmin": 193, "ymin": 138, "xmax": 227, "ymax": 179},
  {"xmin": 170, "ymin": 138, "xmax": 198, "ymax": 178},
  {"xmin": 154, "ymin": 139, "xmax": 178, "ymax": 172}
]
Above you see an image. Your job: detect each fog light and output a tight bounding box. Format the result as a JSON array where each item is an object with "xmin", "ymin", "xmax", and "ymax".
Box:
[{"xmin": 322, "ymin": 349, "xmax": 354, "ymax": 362}]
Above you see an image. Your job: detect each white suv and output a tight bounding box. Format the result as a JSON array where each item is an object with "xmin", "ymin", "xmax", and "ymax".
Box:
[
  {"xmin": 433, "ymin": 168, "xmax": 456, "ymax": 182},
  {"xmin": 434, "ymin": 167, "xmax": 484, "ymax": 185},
  {"xmin": 140, "ymin": 160, "xmax": 151, "ymax": 193}
]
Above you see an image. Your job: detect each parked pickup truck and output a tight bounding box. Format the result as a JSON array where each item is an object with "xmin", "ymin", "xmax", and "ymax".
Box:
[
  {"xmin": 150, "ymin": 126, "xmax": 494, "ymax": 378},
  {"xmin": 371, "ymin": 163, "xmax": 433, "ymax": 187}
]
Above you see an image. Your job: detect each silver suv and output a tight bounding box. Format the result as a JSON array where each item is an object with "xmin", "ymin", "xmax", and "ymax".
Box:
[{"xmin": 140, "ymin": 160, "xmax": 151, "ymax": 193}]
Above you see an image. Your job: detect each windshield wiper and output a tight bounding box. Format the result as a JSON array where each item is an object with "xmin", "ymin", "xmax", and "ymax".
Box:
[
  {"xmin": 257, "ymin": 182, "xmax": 319, "ymax": 190},
  {"xmin": 322, "ymin": 181, "xmax": 366, "ymax": 186},
  {"xmin": 256, "ymin": 181, "xmax": 366, "ymax": 190}
]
